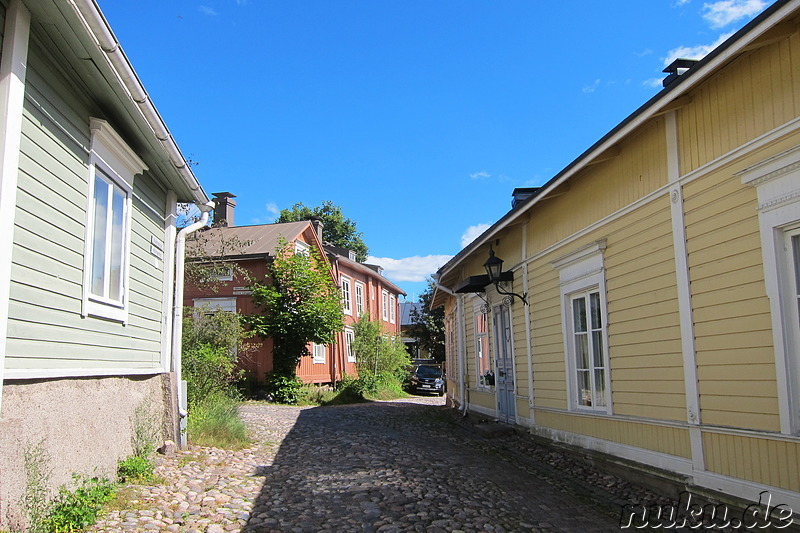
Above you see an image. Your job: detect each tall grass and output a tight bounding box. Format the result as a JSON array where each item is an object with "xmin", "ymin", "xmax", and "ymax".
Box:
[{"xmin": 187, "ymin": 393, "xmax": 250, "ymax": 449}]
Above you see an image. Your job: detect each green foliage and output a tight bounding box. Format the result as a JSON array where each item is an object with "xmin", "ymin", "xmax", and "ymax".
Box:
[
  {"xmin": 186, "ymin": 393, "xmax": 250, "ymax": 449},
  {"xmin": 263, "ymin": 373, "xmax": 304, "ymax": 405},
  {"xmin": 182, "ymin": 307, "xmax": 254, "ymax": 356},
  {"xmin": 245, "ymin": 239, "xmax": 344, "ymax": 379},
  {"xmin": 352, "ymin": 316, "xmax": 411, "ymax": 380},
  {"xmin": 276, "ymin": 201, "xmax": 369, "ymax": 262},
  {"xmin": 183, "ymin": 343, "xmax": 243, "ymax": 408},
  {"xmin": 42, "ymin": 475, "xmax": 115, "ymax": 533},
  {"xmin": 22, "ymin": 440, "xmax": 52, "ymax": 533},
  {"xmin": 116, "ymin": 455, "xmax": 154, "ymax": 485},
  {"xmin": 407, "ymin": 279, "xmax": 446, "ymax": 362}
]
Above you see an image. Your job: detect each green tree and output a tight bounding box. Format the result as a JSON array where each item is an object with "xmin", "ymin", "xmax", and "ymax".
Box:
[
  {"xmin": 408, "ymin": 279, "xmax": 446, "ymax": 362},
  {"xmin": 352, "ymin": 316, "xmax": 410, "ymax": 379},
  {"xmin": 245, "ymin": 239, "xmax": 344, "ymax": 378},
  {"xmin": 276, "ymin": 201, "xmax": 369, "ymax": 262}
]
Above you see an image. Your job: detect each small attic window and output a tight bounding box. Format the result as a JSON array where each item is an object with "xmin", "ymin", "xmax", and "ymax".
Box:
[{"xmin": 349, "ymin": 251, "xmax": 356, "ymax": 261}]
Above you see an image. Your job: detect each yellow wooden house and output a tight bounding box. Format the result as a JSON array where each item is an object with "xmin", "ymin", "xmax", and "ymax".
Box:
[{"xmin": 433, "ymin": 0, "xmax": 800, "ymax": 511}]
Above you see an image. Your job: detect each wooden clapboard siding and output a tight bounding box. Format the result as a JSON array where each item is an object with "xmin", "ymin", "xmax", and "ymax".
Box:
[
  {"xmin": 529, "ymin": 257, "xmax": 566, "ymax": 409},
  {"xmin": 536, "ymin": 410, "xmax": 692, "ymax": 459},
  {"xmin": 5, "ymin": 41, "xmax": 168, "ymax": 373},
  {"xmin": 703, "ymin": 431, "xmax": 800, "ymax": 492},
  {"xmin": 528, "ymin": 118, "xmax": 668, "ymax": 254},
  {"xmin": 678, "ymin": 31, "xmax": 800, "ymax": 174},
  {"xmin": 683, "ymin": 166, "xmax": 779, "ymax": 431}
]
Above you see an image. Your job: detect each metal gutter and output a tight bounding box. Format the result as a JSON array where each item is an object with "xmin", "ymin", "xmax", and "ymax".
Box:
[
  {"xmin": 68, "ymin": 0, "xmax": 208, "ymax": 203},
  {"xmin": 438, "ymin": 0, "xmax": 798, "ymax": 280}
]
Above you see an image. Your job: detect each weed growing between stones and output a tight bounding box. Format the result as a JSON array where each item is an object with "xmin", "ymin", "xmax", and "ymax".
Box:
[
  {"xmin": 187, "ymin": 392, "xmax": 250, "ymax": 449},
  {"xmin": 42, "ymin": 475, "xmax": 115, "ymax": 533}
]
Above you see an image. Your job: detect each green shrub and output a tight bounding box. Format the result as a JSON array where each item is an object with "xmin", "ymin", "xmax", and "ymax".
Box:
[
  {"xmin": 42, "ymin": 475, "xmax": 115, "ymax": 533},
  {"xmin": 187, "ymin": 393, "xmax": 249, "ymax": 449},
  {"xmin": 183, "ymin": 343, "xmax": 242, "ymax": 408},
  {"xmin": 116, "ymin": 454, "xmax": 154, "ymax": 484},
  {"xmin": 264, "ymin": 372, "xmax": 303, "ymax": 405}
]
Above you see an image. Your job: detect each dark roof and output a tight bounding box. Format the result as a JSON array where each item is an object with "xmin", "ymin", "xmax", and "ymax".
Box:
[
  {"xmin": 400, "ymin": 302, "xmax": 422, "ymax": 326},
  {"xmin": 325, "ymin": 247, "xmax": 407, "ymax": 297},
  {"xmin": 189, "ymin": 221, "xmax": 312, "ymax": 259}
]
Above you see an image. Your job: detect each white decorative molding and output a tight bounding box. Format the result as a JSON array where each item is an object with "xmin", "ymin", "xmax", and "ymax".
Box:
[{"xmin": 89, "ymin": 117, "xmax": 148, "ymax": 184}]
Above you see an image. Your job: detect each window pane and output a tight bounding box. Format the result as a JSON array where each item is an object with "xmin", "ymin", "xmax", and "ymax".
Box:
[
  {"xmin": 109, "ymin": 187, "xmax": 125, "ymax": 301},
  {"xmin": 594, "ymin": 369, "xmax": 606, "ymax": 407},
  {"xmin": 793, "ymin": 235, "xmax": 800, "ymax": 320},
  {"xmin": 575, "ymin": 332, "xmax": 589, "ymax": 370},
  {"xmin": 590, "ymin": 292, "xmax": 602, "ymax": 329},
  {"xmin": 91, "ymin": 176, "xmax": 109, "ymax": 297},
  {"xmin": 592, "ymin": 331, "xmax": 605, "ymax": 368},
  {"xmin": 577, "ymin": 370, "xmax": 591, "ymax": 406},
  {"xmin": 572, "ymin": 297, "xmax": 587, "ymax": 333}
]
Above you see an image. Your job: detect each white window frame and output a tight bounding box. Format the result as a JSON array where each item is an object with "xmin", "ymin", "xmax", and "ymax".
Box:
[
  {"xmin": 382, "ymin": 289, "xmax": 389, "ymax": 321},
  {"xmin": 552, "ymin": 240, "xmax": 612, "ymax": 414},
  {"xmin": 474, "ymin": 303, "xmax": 492, "ymax": 389},
  {"xmin": 313, "ymin": 343, "xmax": 326, "ymax": 364},
  {"xmin": 341, "ymin": 276, "xmax": 352, "ymax": 315},
  {"xmin": 355, "ymin": 282, "xmax": 365, "ymax": 316},
  {"xmin": 81, "ymin": 119, "xmax": 147, "ymax": 323},
  {"xmin": 193, "ymin": 297, "xmax": 237, "ymax": 314},
  {"xmin": 389, "ymin": 294, "xmax": 396, "ymax": 324},
  {"xmin": 739, "ymin": 145, "xmax": 800, "ymax": 434},
  {"xmin": 295, "ymin": 240, "xmax": 310, "ymax": 256},
  {"xmin": 345, "ymin": 327, "xmax": 356, "ymax": 363},
  {"xmin": 214, "ymin": 266, "xmax": 233, "ymax": 281}
]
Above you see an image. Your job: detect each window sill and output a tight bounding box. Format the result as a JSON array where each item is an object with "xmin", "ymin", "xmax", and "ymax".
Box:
[{"xmin": 83, "ymin": 299, "xmax": 128, "ymax": 323}]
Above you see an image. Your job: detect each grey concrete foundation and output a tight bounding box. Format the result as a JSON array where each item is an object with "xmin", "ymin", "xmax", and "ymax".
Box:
[{"xmin": 0, "ymin": 373, "xmax": 178, "ymax": 530}]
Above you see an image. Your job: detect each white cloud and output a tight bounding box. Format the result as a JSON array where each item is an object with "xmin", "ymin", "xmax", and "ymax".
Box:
[
  {"xmin": 702, "ymin": 0, "xmax": 766, "ymax": 28},
  {"xmin": 461, "ymin": 223, "xmax": 490, "ymax": 248},
  {"xmin": 470, "ymin": 171, "xmax": 491, "ymax": 180},
  {"xmin": 663, "ymin": 32, "xmax": 734, "ymax": 65},
  {"xmin": 644, "ymin": 77, "xmax": 665, "ymax": 88},
  {"xmin": 674, "ymin": 0, "xmax": 691, "ymax": 5},
  {"xmin": 366, "ymin": 255, "xmax": 453, "ymax": 283},
  {"xmin": 582, "ymin": 79, "xmax": 601, "ymax": 94},
  {"xmin": 199, "ymin": 5, "xmax": 218, "ymax": 16},
  {"xmin": 249, "ymin": 202, "xmax": 281, "ymax": 224}
]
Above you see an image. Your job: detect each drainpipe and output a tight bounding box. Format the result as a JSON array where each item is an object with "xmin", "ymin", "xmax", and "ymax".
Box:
[
  {"xmin": 172, "ymin": 201, "xmax": 214, "ymax": 448},
  {"xmin": 432, "ymin": 276, "xmax": 468, "ymax": 415}
]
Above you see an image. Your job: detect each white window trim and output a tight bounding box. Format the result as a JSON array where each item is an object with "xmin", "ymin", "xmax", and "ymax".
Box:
[
  {"xmin": 739, "ymin": 145, "xmax": 800, "ymax": 434},
  {"xmin": 355, "ymin": 281, "xmax": 365, "ymax": 316},
  {"xmin": 193, "ymin": 297, "xmax": 237, "ymax": 314},
  {"xmin": 474, "ymin": 302, "xmax": 492, "ymax": 390},
  {"xmin": 389, "ymin": 294, "xmax": 396, "ymax": 324},
  {"xmin": 341, "ymin": 276, "xmax": 352, "ymax": 315},
  {"xmin": 552, "ymin": 240, "xmax": 613, "ymax": 414},
  {"xmin": 382, "ymin": 289, "xmax": 389, "ymax": 321},
  {"xmin": 81, "ymin": 119, "xmax": 147, "ymax": 323},
  {"xmin": 295, "ymin": 240, "xmax": 310, "ymax": 256},
  {"xmin": 313, "ymin": 343, "xmax": 326, "ymax": 364},
  {"xmin": 345, "ymin": 327, "xmax": 356, "ymax": 363}
]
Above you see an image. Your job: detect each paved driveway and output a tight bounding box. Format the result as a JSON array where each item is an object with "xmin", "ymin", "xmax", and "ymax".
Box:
[{"xmin": 92, "ymin": 397, "xmax": 625, "ymax": 532}]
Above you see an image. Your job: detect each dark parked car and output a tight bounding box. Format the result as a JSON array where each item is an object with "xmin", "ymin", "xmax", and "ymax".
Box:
[{"xmin": 409, "ymin": 364, "xmax": 445, "ymax": 396}]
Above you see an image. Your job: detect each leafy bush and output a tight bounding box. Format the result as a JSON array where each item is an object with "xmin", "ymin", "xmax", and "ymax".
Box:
[
  {"xmin": 183, "ymin": 343, "xmax": 242, "ymax": 408},
  {"xmin": 264, "ymin": 372, "xmax": 303, "ymax": 405},
  {"xmin": 116, "ymin": 454, "xmax": 154, "ymax": 484},
  {"xmin": 187, "ymin": 393, "xmax": 249, "ymax": 449},
  {"xmin": 352, "ymin": 317, "xmax": 411, "ymax": 380},
  {"xmin": 42, "ymin": 475, "xmax": 115, "ymax": 533}
]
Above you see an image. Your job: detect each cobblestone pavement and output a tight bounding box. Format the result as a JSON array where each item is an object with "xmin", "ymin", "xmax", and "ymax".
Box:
[{"xmin": 91, "ymin": 396, "xmax": 632, "ymax": 532}]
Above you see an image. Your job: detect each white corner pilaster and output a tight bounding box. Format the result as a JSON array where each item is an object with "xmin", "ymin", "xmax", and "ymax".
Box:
[
  {"xmin": 522, "ymin": 222, "xmax": 535, "ymax": 419},
  {"xmin": 160, "ymin": 190, "xmax": 178, "ymax": 372},
  {"xmin": 666, "ymin": 111, "xmax": 704, "ymax": 471},
  {"xmin": 0, "ymin": 0, "xmax": 30, "ymax": 417}
]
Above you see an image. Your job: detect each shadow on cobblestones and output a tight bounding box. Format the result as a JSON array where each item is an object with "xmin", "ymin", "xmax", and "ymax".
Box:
[{"xmin": 241, "ymin": 399, "xmax": 622, "ymax": 533}]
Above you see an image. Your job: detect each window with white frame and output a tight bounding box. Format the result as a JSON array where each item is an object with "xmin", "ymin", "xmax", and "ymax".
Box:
[
  {"xmin": 82, "ymin": 118, "xmax": 147, "ymax": 322},
  {"xmin": 355, "ymin": 282, "xmax": 365, "ymax": 316},
  {"xmin": 295, "ymin": 240, "xmax": 310, "ymax": 256},
  {"xmin": 313, "ymin": 343, "xmax": 326, "ymax": 364},
  {"xmin": 445, "ymin": 310, "xmax": 457, "ymax": 379},
  {"xmin": 345, "ymin": 328, "xmax": 356, "ymax": 363},
  {"xmin": 739, "ymin": 146, "xmax": 800, "ymax": 434},
  {"xmin": 475, "ymin": 306, "xmax": 492, "ymax": 388},
  {"xmin": 341, "ymin": 276, "xmax": 352, "ymax": 315},
  {"xmin": 389, "ymin": 294, "xmax": 396, "ymax": 324},
  {"xmin": 382, "ymin": 289, "xmax": 389, "ymax": 321},
  {"xmin": 193, "ymin": 297, "xmax": 237, "ymax": 314},
  {"xmin": 552, "ymin": 240, "xmax": 612, "ymax": 413}
]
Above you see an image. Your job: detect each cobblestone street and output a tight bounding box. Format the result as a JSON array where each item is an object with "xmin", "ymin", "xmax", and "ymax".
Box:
[{"xmin": 91, "ymin": 397, "xmax": 631, "ymax": 532}]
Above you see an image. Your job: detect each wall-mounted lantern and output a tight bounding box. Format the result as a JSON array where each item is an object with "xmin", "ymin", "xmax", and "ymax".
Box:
[{"xmin": 483, "ymin": 245, "xmax": 528, "ymax": 306}]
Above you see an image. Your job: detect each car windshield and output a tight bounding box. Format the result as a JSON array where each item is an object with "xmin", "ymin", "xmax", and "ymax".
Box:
[{"xmin": 415, "ymin": 366, "xmax": 442, "ymax": 378}]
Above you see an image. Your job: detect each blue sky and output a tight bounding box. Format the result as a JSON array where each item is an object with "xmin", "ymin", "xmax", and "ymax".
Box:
[{"xmin": 99, "ymin": 0, "xmax": 770, "ymax": 301}]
